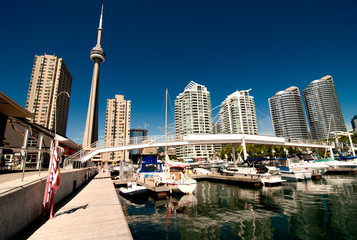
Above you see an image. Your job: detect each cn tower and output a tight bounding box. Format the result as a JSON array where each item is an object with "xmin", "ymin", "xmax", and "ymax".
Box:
[{"xmin": 83, "ymin": 5, "xmax": 106, "ymax": 149}]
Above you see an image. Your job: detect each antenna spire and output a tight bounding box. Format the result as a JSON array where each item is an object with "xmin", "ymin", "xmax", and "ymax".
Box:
[
  {"xmin": 83, "ymin": 5, "xmax": 106, "ymax": 149},
  {"xmin": 99, "ymin": 4, "xmax": 104, "ymax": 30}
]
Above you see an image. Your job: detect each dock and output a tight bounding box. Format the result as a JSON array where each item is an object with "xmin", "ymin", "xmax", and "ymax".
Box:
[
  {"xmin": 28, "ymin": 172, "xmax": 133, "ymax": 240},
  {"xmin": 137, "ymin": 178, "xmax": 171, "ymax": 197},
  {"xmin": 190, "ymin": 173, "xmax": 262, "ymax": 187},
  {"xmin": 112, "ymin": 177, "xmax": 137, "ymax": 186},
  {"xmin": 115, "ymin": 174, "xmax": 262, "ymax": 197}
]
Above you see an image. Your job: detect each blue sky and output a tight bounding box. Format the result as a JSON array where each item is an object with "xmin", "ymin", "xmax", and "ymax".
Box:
[{"xmin": 1, "ymin": 0, "xmax": 356, "ymax": 143}]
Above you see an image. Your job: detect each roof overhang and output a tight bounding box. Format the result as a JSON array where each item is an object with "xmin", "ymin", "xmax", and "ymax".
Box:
[{"xmin": 0, "ymin": 91, "xmax": 34, "ymax": 118}]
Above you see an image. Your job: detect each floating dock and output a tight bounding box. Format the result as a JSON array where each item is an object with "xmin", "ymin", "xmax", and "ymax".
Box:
[
  {"xmin": 190, "ymin": 173, "xmax": 262, "ymax": 188},
  {"xmin": 137, "ymin": 178, "xmax": 171, "ymax": 197}
]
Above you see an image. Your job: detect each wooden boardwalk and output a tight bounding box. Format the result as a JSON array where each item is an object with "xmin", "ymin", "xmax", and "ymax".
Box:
[{"xmin": 28, "ymin": 172, "xmax": 133, "ymax": 240}]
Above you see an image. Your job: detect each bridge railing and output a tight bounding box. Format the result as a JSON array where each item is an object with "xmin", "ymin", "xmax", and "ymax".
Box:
[
  {"xmin": 284, "ymin": 138, "xmax": 331, "ymax": 146},
  {"xmin": 62, "ymin": 134, "xmax": 176, "ymax": 169},
  {"xmin": 62, "ymin": 133, "xmax": 332, "ymax": 169}
]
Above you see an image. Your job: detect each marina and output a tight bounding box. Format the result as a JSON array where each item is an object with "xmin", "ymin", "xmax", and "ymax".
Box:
[
  {"xmin": 118, "ymin": 175, "xmax": 357, "ymax": 240},
  {"xmin": 1, "ymin": 158, "xmax": 357, "ymax": 240},
  {"xmin": 1, "ymin": 1, "xmax": 357, "ymax": 240}
]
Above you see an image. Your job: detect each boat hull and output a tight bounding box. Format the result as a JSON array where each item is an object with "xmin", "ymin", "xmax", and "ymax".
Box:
[
  {"xmin": 119, "ymin": 186, "xmax": 147, "ymax": 196},
  {"xmin": 279, "ymin": 171, "xmax": 305, "ymax": 181},
  {"xmin": 260, "ymin": 175, "xmax": 286, "ymax": 185},
  {"xmin": 177, "ymin": 183, "xmax": 197, "ymax": 194}
]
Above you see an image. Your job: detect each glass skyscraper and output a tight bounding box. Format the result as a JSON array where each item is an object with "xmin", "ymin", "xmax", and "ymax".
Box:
[
  {"xmin": 130, "ymin": 128, "xmax": 148, "ymax": 155},
  {"xmin": 351, "ymin": 115, "xmax": 357, "ymax": 133},
  {"xmin": 269, "ymin": 86, "xmax": 310, "ymax": 141},
  {"xmin": 302, "ymin": 75, "xmax": 346, "ymax": 140}
]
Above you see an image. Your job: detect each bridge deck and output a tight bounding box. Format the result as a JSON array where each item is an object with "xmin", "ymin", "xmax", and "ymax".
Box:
[{"xmin": 28, "ymin": 172, "xmax": 133, "ymax": 240}]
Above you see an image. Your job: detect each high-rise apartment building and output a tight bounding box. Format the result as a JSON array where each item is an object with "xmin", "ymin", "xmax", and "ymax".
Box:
[
  {"xmin": 175, "ymin": 81, "xmax": 214, "ymax": 160},
  {"xmin": 302, "ymin": 75, "xmax": 346, "ymax": 140},
  {"xmin": 25, "ymin": 54, "xmax": 72, "ymax": 136},
  {"xmin": 103, "ymin": 95, "xmax": 131, "ymax": 163},
  {"xmin": 351, "ymin": 115, "xmax": 357, "ymax": 133},
  {"xmin": 220, "ymin": 90, "xmax": 259, "ymax": 135},
  {"xmin": 269, "ymin": 87, "xmax": 310, "ymax": 141}
]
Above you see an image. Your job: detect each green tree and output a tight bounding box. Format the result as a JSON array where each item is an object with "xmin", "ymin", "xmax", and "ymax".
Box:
[{"xmin": 216, "ymin": 144, "xmax": 242, "ymax": 160}]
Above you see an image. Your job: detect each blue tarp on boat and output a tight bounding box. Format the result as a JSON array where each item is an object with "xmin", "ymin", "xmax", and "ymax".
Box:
[{"xmin": 139, "ymin": 156, "xmax": 163, "ymax": 173}]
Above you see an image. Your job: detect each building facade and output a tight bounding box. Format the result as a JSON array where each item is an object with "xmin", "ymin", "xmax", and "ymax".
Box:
[
  {"xmin": 352, "ymin": 115, "xmax": 357, "ymax": 133},
  {"xmin": 269, "ymin": 87, "xmax": 310, "ymax": 141},
  {"xmin": 103, "ymin": 95, "xmax": 131, "ymax": 163},
  {"xmin": 175, "ymin": 81, "xmax": 214, "ymax": 160},
  {"xmin": 25, "ymin": 54, "xmax": 72, "ymax": 136},
  {"xmin": 220, "ymin": 90, "xmax": 259, "ymax": 135},
  {"xmin": 130, "ymin": 128, "xmax": 148, "ymax": 156},
  {"xmin": 302, "ymin": 75, "xmax": 346, "ymax": 140}
]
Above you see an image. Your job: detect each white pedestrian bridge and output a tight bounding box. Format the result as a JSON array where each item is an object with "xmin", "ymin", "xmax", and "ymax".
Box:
[{"xmin": 63, "ymin": 134, "xmax": 334, "ymax": 167}]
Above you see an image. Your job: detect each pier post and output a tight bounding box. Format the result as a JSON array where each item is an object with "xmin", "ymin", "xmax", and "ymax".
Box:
[
  {"xmin": 242, "ymin": 135, "xmax": 247, "ymax": 160},
  {"xmin": 329, "ymin": 147, "xmax": 334, "ymax": 160},
  {"xmin": 36, "ymin": 133, "xmax": 43, "ymax": 170},
  {"xmin": 21, "ymin": 126, "xmax": 30, "ymax": 182},
  {"xmin": 348, "ymin": 132, "xmax": 356, "ymax": 157}
]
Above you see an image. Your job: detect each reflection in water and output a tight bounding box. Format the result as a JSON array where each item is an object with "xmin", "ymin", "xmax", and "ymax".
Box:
[{"xmin": 118, "ymin": 175, "xmax": 357, "ymax": 240}]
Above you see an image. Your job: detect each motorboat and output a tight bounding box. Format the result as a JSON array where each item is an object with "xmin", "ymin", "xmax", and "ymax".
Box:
[
  {"xmin": 220, "ymin": 166, "xmax": 262, "ymax": 184},
  {"xmin": 288, "ymin": 160, "xmax": 329, "ymax": 179},
  {"xmin": 137, "ymin": 156, "xmax": 165, "ymax": 180},
  {"xmin": 184, "ymin": 159, "xmax": 200, "ymax": 168},
  {"xmin": 225, "ymin": 159, "xmax": 285, "ymax": 185},
  {"xmin": 266, "ymin": 156, "xmax": 314, "ymax": 180},
  {"xmin": 110, "ymin": 165, "xmax": 120, "ymax": 179},
  {"xmin": 210, "ymin": 158, "xmax": 227, "ymax": 169},
  {"xmin": 191, "ymin": 167, "xmax": 212, "ymax": 175},
  {"xmin": 277, "ymin": 166, "xmax": 311, "ymax": 181},
  {"xmin": 198, "ymin": 161, "xmax": 211, "ymax": 169},
  {"xmin": 222, "ymin": 165, "xmax": 285, "ymax": 185},
  {"xmin": 313, "ymin": 158, "xmax": 357, "ymax": 174},
  {"xmin": 119, "ymin": 182, "xmax": 147, "ymax": 196},
  {"xmin": 221, "ymin": 166, "xmax": 258, "ymax": 176},
  {"xmin": 257, "ymin": 166, "xmax": 286, "ymax": 185}
]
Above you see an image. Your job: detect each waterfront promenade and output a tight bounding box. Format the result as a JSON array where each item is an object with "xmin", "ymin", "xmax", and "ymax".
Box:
[{"xmin": 27, "ymin": 171, "xmax": 133, "ymax": 240}]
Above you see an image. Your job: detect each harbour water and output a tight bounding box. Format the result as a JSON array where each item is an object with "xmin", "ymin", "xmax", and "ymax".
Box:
[{"xmin": 118, "ymin": 175, "xmax": 357, "ymax": 240}]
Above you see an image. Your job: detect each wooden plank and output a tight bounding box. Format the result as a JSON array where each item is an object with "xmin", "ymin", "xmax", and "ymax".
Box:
[{"xmin": 28, "ymin": 173, "xmax": 133, "ymax": 240}]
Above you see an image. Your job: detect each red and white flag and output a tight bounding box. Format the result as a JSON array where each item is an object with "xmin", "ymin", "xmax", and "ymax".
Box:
[{"xmin": 43, "ymin": 143, "xmax": 62, "ymax": 218}]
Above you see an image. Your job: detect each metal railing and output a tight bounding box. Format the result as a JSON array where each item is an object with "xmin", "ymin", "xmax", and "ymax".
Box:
[
  {"xmin": 62, "ymin": 133, "xmax": 332, "ymax": 169},
  {"xmin": 63, "ymin": 134, "xmax": 176, "ymax": 169}
]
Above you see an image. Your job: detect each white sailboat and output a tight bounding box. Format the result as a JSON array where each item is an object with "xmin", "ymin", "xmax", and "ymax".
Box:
[
  {"xmin": 159, "ymin": 154, "xmax": 197, "ymax": 194},
  {"xmin": 156, "ymin": 89, "xmax": 197, "ymax": 194}
]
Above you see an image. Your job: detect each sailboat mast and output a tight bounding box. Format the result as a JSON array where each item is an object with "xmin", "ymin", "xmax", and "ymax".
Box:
[{"xmin": 165, "ymin": 88, "xmax": 168, "ymax": 154}]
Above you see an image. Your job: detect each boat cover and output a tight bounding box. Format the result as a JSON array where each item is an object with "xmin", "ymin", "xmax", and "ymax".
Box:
[{"xmin": 165, "ymin": 154, "xmax": 188, "ymax": 168}]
